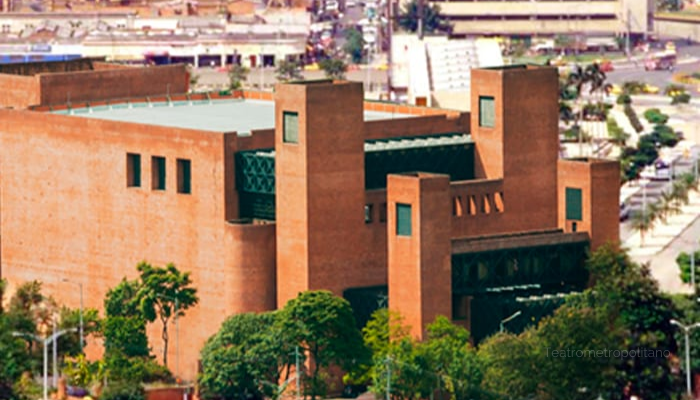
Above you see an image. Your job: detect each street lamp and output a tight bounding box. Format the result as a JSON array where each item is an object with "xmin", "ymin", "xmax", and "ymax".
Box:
[
  {"xmin": 670, "ymin": 319, "xmax": 700, "ymax": 397},
  {"xmin": 156, "ymin": 294, "xmax": 180, "ymax": 381},
  {"xmin": 13, "ymin": 328, "xmax": 78, "ymax": 400},
  {"xmin": 62, "ymin": 278, "xmax": 84, "ymax": 353},
  {"xmin": 500, "ymin": 310, "xmax": 522, "ymax": 333}
]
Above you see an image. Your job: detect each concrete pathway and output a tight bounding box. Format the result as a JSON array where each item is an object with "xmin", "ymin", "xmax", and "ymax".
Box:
[{"xmin": 624, "ymin": 190, "xmax": 700, "ymax": 293}]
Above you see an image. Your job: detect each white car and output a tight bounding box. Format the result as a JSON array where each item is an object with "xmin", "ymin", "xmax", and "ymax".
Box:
[
  {"xmin": 346, "ymin": 0, "xmax": 356, "ymax": 7},
  {"xmin": 325, "ymin": 0, "xmax": 339, "ymax": 11}
]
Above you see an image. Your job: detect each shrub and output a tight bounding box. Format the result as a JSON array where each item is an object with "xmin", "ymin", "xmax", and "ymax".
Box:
[
  {"xmin": 623, "ymin": 104, "xmax": 644, "ymax": 133},
  {"xmin": 100, "ymin": 381, "xmax": 145, "ymax": 400},
  {"xmin": 643, "ymin": 108, "xmax": 669, "ymax": 124},
  {"xmin": 665, "ymin": 84, "xmax": 686, "ymax": 96},
  {"xmin": 622, "ymin": 81, "xmax": 646, "ymax": 95},
  {"xmin": 672, "ymin": 93, "xmax": 691, "ymax": 105},
  {"xmin": 616, "ymin": 93, "xmax": 632, "ymax": 105},
  {"xmin": 105, "ymin": 354, "xmax": 172, "ymax": 385}
]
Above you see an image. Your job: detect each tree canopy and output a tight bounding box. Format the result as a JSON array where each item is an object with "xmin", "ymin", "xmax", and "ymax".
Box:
[{"xmin": 397, "ymin": 0, "xmax": 451, "ymax": 35}]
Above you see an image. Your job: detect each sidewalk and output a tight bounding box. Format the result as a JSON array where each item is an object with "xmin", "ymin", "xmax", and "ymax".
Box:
[{"xmin": 623, "ymin": 190, "xmax": 700, "ymax": 293}]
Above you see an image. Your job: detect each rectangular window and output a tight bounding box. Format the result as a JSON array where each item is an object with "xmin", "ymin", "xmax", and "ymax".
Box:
[
  {"xmin": 396, "ymin": 203, "xmax": 412, "ymax": 236},
  {"xmin": 364, "ymin": 204, "xmax": 373, "ymax": 223},
  {"xmin": 283, "ymin": 111, "xmax": 299, "ymax": 143},
  {"xmin": 379, "ymin": 203, "xmax": 387, "ymax": 223},
  {"xmin": 151, "ymin": 156, "xmax": 166, "ymax": 190},
  {"xmin": 565, "ymin": 187, "xmax": 582, "ymax": 221},
  {"xmin": 126, "ymin": 153, "xmax": 141, "ymax": 187},
  {"xmin": 479, "ymin": 96, "xmax": 495, "ymax": 128},
  {"xmin": 177, "ymin": 159, "xmax": 191, "ymax": 194}
]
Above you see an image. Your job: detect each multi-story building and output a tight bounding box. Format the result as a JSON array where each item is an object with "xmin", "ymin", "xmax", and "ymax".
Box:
[
  {"xmin": 0, "ymin": 60, "xmax": 619, "ymax": 382},
  {"xmin": 422, "ymin": 0, "xmax": 654, "ymax": 39}
]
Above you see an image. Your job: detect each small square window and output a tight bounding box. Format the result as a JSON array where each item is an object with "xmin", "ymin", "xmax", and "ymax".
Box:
[
  {"xmin": 396, "ymin": 203, "xmax": 412, "ymax": 236},
  {"xmin": 177, "ymin": 159, "xmax": 191, "ymax": 194},
  {"xmin": 283, "ymin": 111, "xmax": 299, "ymax": 143},
  {"xmin": 127, "ymin": 153, "xmax": 141, "ymax": 187},
  {"xmin": 565, "ymin": 187, "xmax": 582, "ymax": 221},
  {"xmin": 364, "ymin": 204, "xmax": 373, "ymax": 223},
  {"xmin": 479, "ymin": 96, "xmax": 495, "ymax": 128},
  {"xmin": 152, "ymin": 156, "xmax": 166, "ymax": 190}
]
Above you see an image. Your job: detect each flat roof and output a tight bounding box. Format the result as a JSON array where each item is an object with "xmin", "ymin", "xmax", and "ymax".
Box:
[{"xmin": 57, "ymin": 99, "xmax": 417, "ymax": 133}]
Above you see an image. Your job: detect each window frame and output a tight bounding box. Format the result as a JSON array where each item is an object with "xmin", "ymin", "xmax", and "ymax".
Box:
[
  {"xmin": 283, "ymin": 111, "xmax": 299, "ymax": 144},
  {"xmin": 478, "ymin": 96, "xmax": 495, "ymax": 128},
  {"xmin": 151, "ymin": 156, "xmax": 166, "ymax": 191},
  {"xmin": 396, "ymin": 203, "xmax": 412, "ymax": 237},
  {"xmin": 177, "ymin": 159, "xmax": 192, "ymax": 194},
  {"xmin": 126, "ymin": 153, "xmax": 141, "ymax": 188}
]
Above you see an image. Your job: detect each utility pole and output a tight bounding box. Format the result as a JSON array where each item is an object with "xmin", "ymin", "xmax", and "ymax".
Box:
[
  {"xmin": 295, "ymin": 346, "xmax": 301, "ymax": 400},
  {"xmin": 417, "ymin": 0, "xmax": 424, "ymax": 40},
  {"xmin": 625, "ymin": 8, "xmax": 631, "ymax": 58},
  {"xmin": 670, "ymin": 319, "xmax": 700, "ymax": 397},
  {"xmin": 386, "ymin": 0, "xmax": 393, "ymax": 99}
]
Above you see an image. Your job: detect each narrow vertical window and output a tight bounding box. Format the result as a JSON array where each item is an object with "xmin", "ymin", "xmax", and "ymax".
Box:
[
  {"xmin": 364, "ymin": 204, "xmax": 373, "ymax": 223},
  {"xmin": 152, "ymin": 156, "xmax": 166, "ymax": 190},
  {"xmin": 396, "ymin": 203, "xmax": 412, "ymax": 236},
  {"xmin": 565, "ymin": 187, "xmax": 582, "ymax": 221},
  {"xmin": 479, "ymin": 96, "xmax": 495, "ymax": 128},
  {"xmin": 127, "ymin": 153, "xmax": 141, "ymax": 187},
  {"xmin": 283, "ymin": 111, "xmax": 299, "ymax": 143},
  {"xmin": 177, "ymin": 159, "xmax": 191, "ymax": 194}
]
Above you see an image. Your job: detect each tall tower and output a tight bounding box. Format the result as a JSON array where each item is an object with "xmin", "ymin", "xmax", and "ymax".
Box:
[{"xmin": 274, "ymin": 80, "xmax": 366, "ymax": 308}]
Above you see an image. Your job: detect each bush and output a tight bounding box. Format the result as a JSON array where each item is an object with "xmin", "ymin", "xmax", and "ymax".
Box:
[
  {"xmin": 622, "ymin": 81, "xmax": 646, "ymax": 95},
  {"xmin": 672, "ymin": 93, "xmax": 691, "ymax": 105},
  {"xmin": 623, "ymin": 104, "xmax": 644, "ymax": 133},
  {"xmin": 105, "ymin": 354, "xmax": 172, "ymax": 385},
  {"xmin": 665, "ymin": 84, "xmax": 686, "ymax": 96},
  {"xmin": 100, "ymin": 381, "xmax": 145, "ymax": 400},
  {"xmin": 616, "ymin": 93, "xmax": 632, "ymax": 105},
  {"xmin": 643, "ymin": 108, "xmax": 669, "ymax": 124},
  {"xmin": 582, "ymin": 102, "xmax": 610, "ymax": 121}
]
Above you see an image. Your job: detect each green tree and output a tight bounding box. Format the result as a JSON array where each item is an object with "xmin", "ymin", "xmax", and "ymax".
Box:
[
  {"xmin": 278, "ymin": 290, "xmax": 367, "ymax": 399},
  {"xmin": 629, "ymin": 204, "xmax": 658, "ymax": 247},
  {"xmin": 657, "ymin": 0, "xmax": 680, "ymax": 11},
  {"xmin": 422, "ymin": 316, "xmax": 484, "ymax": 400},
  {"xmin": 372, "ymin": 337, "xmax": 434, "ymax": 400},
  {"xmin": 479, "ymin": 330, "xmax": 539, "ymax": 399},
  {"xmin": 275, "ymin": 60, "xmax": 303, "ymax": 83},
  {"xmin": 343, "ymin": 29, "xmax": 365, "ymax": 64},
  {"xmin": 677, "ymin": 250, "xmax": 700, "ymax": 285},
  {"xmin": 199, "ymin": 312, "xmax": 294, "ymax": 400},
  {"xmin": 479, "ymin": 305, "xmax": 616, "ymax": 400},
  {"xmin": 0, "ymin": 285, "xmax": 33, "ymax": 400},
  {"xmin": 134, "ymin": 262, "xmax": 199, "ymax": 368},
  {"xmin": 585, "ymin": 243, "xmax": 678, "ymax": 400},
  {"xmin": 397, "ymin": 0, "xmax": 450, "ymax": 35},
  {"xmin": 57, "ymin": 306, "xmax": 101, "ymax": 358},
  {"xmin": 228, "ymin": 64, "xmax": 249, "ymax": 90},
  {"xmin": 607, "ymin": 117, "xmax": 629, "ymax": 146},
  {"xmin": 104, "ymin": 278, "xmax": 149, "ymax": 359},
  {"xmin": 318, "ymin": 58, "xmax": 347, "ymax": 80}
]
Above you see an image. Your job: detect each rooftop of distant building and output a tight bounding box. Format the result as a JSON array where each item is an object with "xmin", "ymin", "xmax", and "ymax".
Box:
[{"xmin": 54, "ymin": 98, "xmax": 419, "ymax": 133}]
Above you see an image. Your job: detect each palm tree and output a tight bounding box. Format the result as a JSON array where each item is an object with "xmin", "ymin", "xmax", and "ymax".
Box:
[
  {"xmin": 630, "ymin": 205, "xmax": 658, "ymax": 247},
  {"xmin": 671, "ymin": 180, "xmax": 690, "ymax": 207},
  {"xmin": 656, "ymin": 191, "xmax": 681, "ymax": 224},
  {"xmin": 562, "ymin": 63, "xmax": 608, "ymax": 149}
]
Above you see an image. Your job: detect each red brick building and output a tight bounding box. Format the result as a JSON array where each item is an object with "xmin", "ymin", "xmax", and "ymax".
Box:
[{"xmin": 0, "ymin": 61, "xmax": 619, "ymax": 380}]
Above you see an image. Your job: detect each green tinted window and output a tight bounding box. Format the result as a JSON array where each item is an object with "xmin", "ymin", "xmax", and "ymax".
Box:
[
  {"xmin": 396, "ymin": 203, "xmax": 412, "ymax": 236},
  {"xmin": 283, "ymin": 111, "xmax": 299, "ymax": 143},
  {"xmin": 479, "ymin": 96, "xmax": 495, "ymax": 128},
  {"xmin": 565, "ymin": 187, "xmax": 582, "ymax": 221}
]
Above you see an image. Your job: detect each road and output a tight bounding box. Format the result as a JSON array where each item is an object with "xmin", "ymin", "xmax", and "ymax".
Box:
[{"xmin": 606, "ymin": 43, "xmax": 700, "ymax": 88}]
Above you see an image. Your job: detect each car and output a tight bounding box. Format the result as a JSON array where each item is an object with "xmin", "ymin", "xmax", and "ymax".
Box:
[
  {"xmin": 325, "ymin": 0, "xmax": 339, "ymax": 11},
  {"xmin": 346, "ymin": 0, "xmax": 356, "ymax": 6},
  {"xmin": 620, "ymin": 203, "xmax": 631, "ymax": 222}
]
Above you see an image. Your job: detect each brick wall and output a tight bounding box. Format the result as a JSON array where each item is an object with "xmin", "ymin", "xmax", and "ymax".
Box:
[
  {"xmin": 0, "ymin": 109, "xmax": 249, "ymax": 380},
  {"xmin": 0, "ymin": 74, "xmax": 40, "ymax": 108},
  {"xmin": 38, "ymin": 64, "xmax": 188, "ymax": 106}
]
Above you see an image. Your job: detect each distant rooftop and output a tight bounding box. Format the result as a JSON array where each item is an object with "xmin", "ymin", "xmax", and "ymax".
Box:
[{"xmin": 57, "ymin": 98, "xmax": 417, "ymax": 133}]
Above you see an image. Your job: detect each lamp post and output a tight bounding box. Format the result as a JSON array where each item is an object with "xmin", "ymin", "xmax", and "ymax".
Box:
[
  {"xmin": 156, "ymin": 294, "xmax": 180, "ymax": 380},
  {"xmin": 671, "ymin": 319, "xmax": 700, "ymax": 397},
  {"xmin": 500, "ymin": 310, "xmax": 522, "ymax": 333},
  {"xmin": 13, "ymin": 328, "xmax": 78, "ymax": 400},
  {"xmin": 62, "ymin": 279, "xmax": 84, "ymax": 353}
]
